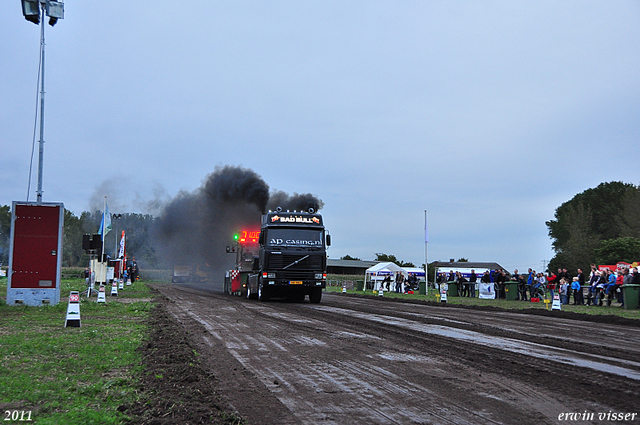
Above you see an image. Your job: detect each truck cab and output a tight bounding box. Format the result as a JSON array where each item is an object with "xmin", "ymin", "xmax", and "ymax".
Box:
[{"xmin": 247, "ymin": 208, "xmax": 330, "ymax": 303}]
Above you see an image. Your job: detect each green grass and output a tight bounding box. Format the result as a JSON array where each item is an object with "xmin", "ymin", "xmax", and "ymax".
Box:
[
  {"xmin": 326, "ymin": 286, "xmax": 640, "ymax": 320},
  {"xmin": 0, "ymin": 277, "xmax": 154, "ymax": 424}
]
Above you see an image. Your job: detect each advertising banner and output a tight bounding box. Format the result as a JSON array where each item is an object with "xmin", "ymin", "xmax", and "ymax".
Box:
[{"xmin": 479, "ymin": 281, "xmax": 495, "ymax": 299}]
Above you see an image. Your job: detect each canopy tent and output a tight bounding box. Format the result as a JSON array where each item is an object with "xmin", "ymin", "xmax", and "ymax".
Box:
[{"xmin": 364, "ymin": 262, "xmax": 407, "ymax": 291}]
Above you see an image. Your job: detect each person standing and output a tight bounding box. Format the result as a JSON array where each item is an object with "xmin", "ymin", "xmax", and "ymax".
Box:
[
  {"xmin": 575, "ymin": 268, "xmax": 585, "ymax": 305},
  {"xmin": 604, "ymin": 269, "xmax": 617, "ymax": 306},
  {"xmin": 382, "ymin": 274, "xmax": 391, "ymax": 291},
  {"xmin": 537, "ymin": 273, "xmax": 547, "ymax": 298},
  {"xmin": 631, "ymin": 267, "xmax": 640, "ymax": 284},
  {"xmin": 395, "ymin": 272, "xmax": 403, "ymax": 293},
  {"xmin": 129, "ymin": 256, "xmax": 139, "ymax": 283},
  {"xmin": 494, "ymin": 269, "xmax": 506, "ymax": 299},
  {"xmin": 546, "ymin": 270, "xmax": 557, "ymax": 298},
  {"xmin": 469, "ymin": 269, "xmax": 477, "ymax": 298},
  {"xmin": 456, "ymin": 272, "xmax": 465, "ymax": 297},
  {"xmin": 559, "ymin": 278, "xmax": 569, "ymax": 304},
  {"xmin": 526, "ymin": 269, "xmax": 535, "ymax": 300},
  {"xmin": 571, "ymin": 277, "xmax": 582, "ymax": 305},
  {"xmin": 481, "ymin": 270, "xmax": 492, "ymax": 298},
  {"xmin": 514, "ymin": 271, "xmax": 527, "ymax": 301}
]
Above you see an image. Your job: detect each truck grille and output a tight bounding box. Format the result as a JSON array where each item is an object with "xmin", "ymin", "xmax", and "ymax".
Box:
[{"xmin": 267, "ymin": 254, "xmax": 323, "ymax": 273}]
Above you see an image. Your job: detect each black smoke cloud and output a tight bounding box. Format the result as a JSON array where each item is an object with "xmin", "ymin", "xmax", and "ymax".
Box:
[
  {"xmin": 154, "ymin": 165, "xmax": 323, "ymax": 281},
  {"xmin": 267, "ymin": 191, "xmax": 324, "ymax": 213}
]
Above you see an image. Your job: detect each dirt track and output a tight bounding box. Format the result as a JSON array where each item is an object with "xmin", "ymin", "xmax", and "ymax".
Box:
[{"xmin": 151, "ymin": 283, "xmax": 640, "ymax": 425}]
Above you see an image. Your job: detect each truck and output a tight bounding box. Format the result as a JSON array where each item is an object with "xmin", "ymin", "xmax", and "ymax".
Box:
[{"xmin": 246, "ymin": 208, "xmax": 330, "ymax": 303}]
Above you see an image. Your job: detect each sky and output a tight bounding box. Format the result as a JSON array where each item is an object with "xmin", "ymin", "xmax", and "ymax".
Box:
[{"xmin": 2, "ymin": 1, "xmax": 639, "ymax": 272}]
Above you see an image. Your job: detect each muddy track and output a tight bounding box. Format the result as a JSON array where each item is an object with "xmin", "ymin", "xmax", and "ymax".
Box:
[{"xmin": 151, "ymin": 283, "xmax": 640, "ymax": 425}]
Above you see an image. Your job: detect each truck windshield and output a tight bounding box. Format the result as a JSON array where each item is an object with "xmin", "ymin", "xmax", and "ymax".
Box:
[{"xmin": 265, "ymin": 228, "xmax": 323, "ymax": 248}]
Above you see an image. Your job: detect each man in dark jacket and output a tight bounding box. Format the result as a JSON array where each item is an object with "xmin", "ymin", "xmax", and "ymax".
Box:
[
  {"xmin": 494, "ymin": 269, "xmax": 506, "ymax": 299},
  {"xmin": 469, "ymin": 269, "xmax": 477, "ymax": 298}
]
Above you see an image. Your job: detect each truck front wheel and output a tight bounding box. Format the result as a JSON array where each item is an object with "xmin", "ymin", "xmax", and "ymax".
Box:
[
  {"xmin": 309, "ymin": 288, "xmax": 322, "ymax": 304},
  {"xmin": 258, "ymin": 284, "xmax": 270, "ymax": 302}
]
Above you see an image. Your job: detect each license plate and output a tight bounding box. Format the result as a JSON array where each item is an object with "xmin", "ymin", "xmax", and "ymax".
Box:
[{"xmin": 290, "ymin": 281, "xmax": 303, "ymax": 285}]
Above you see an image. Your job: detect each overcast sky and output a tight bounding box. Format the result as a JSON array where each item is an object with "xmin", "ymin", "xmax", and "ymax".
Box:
[{"xmin": 2, "ymin": 1, "xmax": 639, "ymax": 272}]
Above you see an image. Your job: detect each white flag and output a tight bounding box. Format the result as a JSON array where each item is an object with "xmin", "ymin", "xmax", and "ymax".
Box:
[{"xmin": 118, "ymin": 230, "xmax": 125, "ymax": 258}]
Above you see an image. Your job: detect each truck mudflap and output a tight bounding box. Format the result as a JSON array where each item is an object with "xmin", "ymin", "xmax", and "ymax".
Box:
[{"xmin": 257, "ymin": 279, "xmax": 325, "ymax": 302}]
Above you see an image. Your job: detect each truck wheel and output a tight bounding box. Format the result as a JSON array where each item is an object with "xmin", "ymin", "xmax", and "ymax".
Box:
[
  {"xmin": 258, "ymin": 284, "xmax": 270, "ymax": 302},
  {"xmin": 309, "ymin": 288, "xmax": 322, "ymax": 304}
]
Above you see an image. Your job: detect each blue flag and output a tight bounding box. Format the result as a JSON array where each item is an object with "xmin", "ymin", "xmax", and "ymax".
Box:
[{"xmin": 98, "ymin": 204, "xmax": 112, "ymax": 237}]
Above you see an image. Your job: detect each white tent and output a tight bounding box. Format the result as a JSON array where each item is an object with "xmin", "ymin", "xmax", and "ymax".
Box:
[{"xmin": 364, "ymin": 262, "xmax": 406, "ymax": 291}]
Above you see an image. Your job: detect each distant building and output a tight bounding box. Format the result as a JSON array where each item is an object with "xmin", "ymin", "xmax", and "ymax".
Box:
[
  {"xmin": 327, "ymin": 259, "xmax": 379, "ymax": 275},
  {"xmin": 431, "ymin": 261, "xmax": 505, "ymax": 271}
]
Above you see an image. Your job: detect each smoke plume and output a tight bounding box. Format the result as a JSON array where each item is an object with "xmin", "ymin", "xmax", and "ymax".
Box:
[{"xmin": 154, "ymin": 165, "xmax": 323, "ymax": 282}]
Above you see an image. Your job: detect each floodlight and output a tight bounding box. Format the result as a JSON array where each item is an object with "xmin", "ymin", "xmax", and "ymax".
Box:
[
  {"xmin": 21, "ymin": 0, "xmax": 64, "ymax": 27},
  {"xmin": 46, "ymin": 0, "xmax": 64, "ymax": 26},
  {"xmin": 21, "ymin": 0, "xmax": 40, "ymax": 24}
]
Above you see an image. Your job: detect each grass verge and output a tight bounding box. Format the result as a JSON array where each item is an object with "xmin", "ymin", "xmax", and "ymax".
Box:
[{"xmin": 0, "ymin": 277, "xmax": 153, "ymax": 425}]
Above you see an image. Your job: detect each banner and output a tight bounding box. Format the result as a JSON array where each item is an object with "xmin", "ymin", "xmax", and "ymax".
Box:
[
  {"xmin": 118, "ymin": 230, "xmax": 125, "ymax": 259},
  {"xmin": 479, "ymin": 281, "xmax": 495, "ymax": 299}
]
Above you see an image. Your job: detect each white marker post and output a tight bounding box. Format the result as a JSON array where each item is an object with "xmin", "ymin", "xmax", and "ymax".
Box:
[
  {"xmin": 97, "ymin": 285, "xmax": 106, "ymax": 303},
  {"xmin": 64, "ymin": 291, "xmax": 81, "ymax": 327}
]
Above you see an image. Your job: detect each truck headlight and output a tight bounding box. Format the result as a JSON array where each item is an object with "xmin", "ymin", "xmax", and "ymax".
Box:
[{"xmin": 315, "ymin": 273, "xmax": 325, "ymax": 280}]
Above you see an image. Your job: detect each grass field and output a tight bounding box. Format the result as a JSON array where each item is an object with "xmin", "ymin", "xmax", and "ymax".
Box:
[{"xmin": 0, "ymin": 277, "xmax": 154, "ymax": 425}]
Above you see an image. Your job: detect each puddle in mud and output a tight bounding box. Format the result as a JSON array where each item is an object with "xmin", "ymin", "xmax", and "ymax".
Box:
[{"xmin": 315, "ymin": 306, "xmax": 640, "ymax": 381}]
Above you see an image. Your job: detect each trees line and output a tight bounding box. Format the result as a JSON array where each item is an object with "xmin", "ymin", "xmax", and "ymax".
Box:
[
  {"xmin": 1, "ymin": 181, "xmax": 639, "ymax": 273},
  {"xmin": 0, "ymin": 208, "xmax": 160, "ymax": 268},
  {"xmin": 546, "ymin": 181, "xmax": 640, "ymax": 274}
]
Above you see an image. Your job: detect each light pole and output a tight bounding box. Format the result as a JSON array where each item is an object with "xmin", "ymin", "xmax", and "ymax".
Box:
[{"xmin": 21, "ymin": 0, "xmax": 64, "ymax": 203}]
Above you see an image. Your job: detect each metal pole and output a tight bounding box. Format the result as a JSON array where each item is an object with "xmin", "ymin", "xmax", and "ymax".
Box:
[
  {"xmin": 424, "ymin": 209, "xmax": 428, "ymax": 295},
  {"xmin": 36, "ymin": 3, "xmax": 46, "ymax": 203},
  {"xmin": 101, "ymin": 196, "xmax": 106, "ymax": 263}
]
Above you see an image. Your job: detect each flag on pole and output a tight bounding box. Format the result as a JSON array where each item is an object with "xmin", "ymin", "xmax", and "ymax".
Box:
[
  {"xmin": 118, "ymin": 230, "xmax": 125, "ymax": 259},
  {"xmin": 424, "ymin": 210, "xmax": 429, "ymax": 243},
  {"xmin": 98, "ymin": 204, "xmax": 112, "ymax": 237}
]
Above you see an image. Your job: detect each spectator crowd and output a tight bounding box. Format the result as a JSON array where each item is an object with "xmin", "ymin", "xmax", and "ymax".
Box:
[{"xmin": 437, "ymin": 264, "xmax": 640, "ymax": 307}]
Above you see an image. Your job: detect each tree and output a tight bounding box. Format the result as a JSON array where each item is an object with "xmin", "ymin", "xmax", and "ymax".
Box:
[
  {"xmin": 425, "ymin": 262, "xmax": 436, "ymax": 283},
  {"xmin": 456, "ymin": 258, "xmax": 468, "ymax": 262},
  {"xmin": 375, "ymin": 253, "xmax": 415, "ymax": 267},
  {"xmin": 0, "ymin": 205, "xmax": 11, "ymax": 265},
  {"xmin": 594, "ymin": 237, "xmax": 640, "ymax": 265},
  {"xmin": 62, "ymin": 209, "xmax": 86, "ymax": 267},
  {"xmin": 341, "ymin": 254, "xmax": 362, "ymax": 261},
  {"xmin": 615, "ymin": 188, "xmax": 640, "ymax": 239},
  {"xmin": 546, "ymin": 182, "xmax": 640, "ymax": 272},
  {"xmin": 557, "ymin": 202, "xmax": 599, "ymax": 274}
]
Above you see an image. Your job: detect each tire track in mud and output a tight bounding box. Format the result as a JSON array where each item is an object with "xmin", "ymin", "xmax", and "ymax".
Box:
[{"xmin": 154, "ymin": 284, "xmax": 640, "ymax": 425}]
